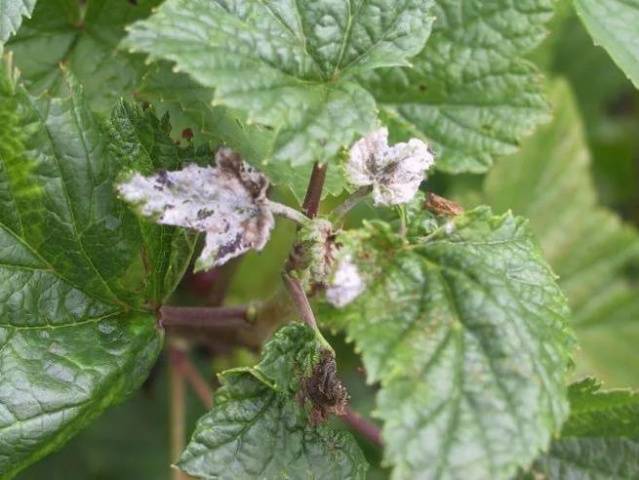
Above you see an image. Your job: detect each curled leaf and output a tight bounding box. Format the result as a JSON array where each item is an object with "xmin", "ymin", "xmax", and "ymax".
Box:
[
  {"xmin": 326, "ymin": 255, "xmax": 365, "ymax": 308},
  {"xmin": 117, "ymin": 148, "xmax": 274, "ymax": 271},
  {"xmin": 346, "ymin": 127, "xmax": 435, "ymax": 206}
]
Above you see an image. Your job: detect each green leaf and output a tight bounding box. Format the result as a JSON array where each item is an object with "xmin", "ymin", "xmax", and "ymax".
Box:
[
  {"xmin": 138, "ymin": 62, "xmax": 348, "ymax": 202},
  {"xmin": 524, "ymin": 379, "xmax": 639, "ymax": 479},
  {"xmin": 108, "ymin": 101, "xmax": 199, "ymax": 304},
  {"xmin": 177, "ymin": 324, "xmax": 368, "ymax": 480},
  {"xmin": 0, "ymin": 63, "xmax": 193, "ymax": 477},
  {"xmin": 5, "ymin": 0, "xmax": 160, "ymax": 112},
  {"xmin": 483, "ymin": 81, "xmax": 639, "ymax": 388},
  {"xmin": 0, "ymin": 0, "xmax": 36, "ymax": 42},
  {"xmin": 363, "ymin": 0, "xmax": 555, "ymax": 173},
  {"xmin": 322, "ymin": 207, "xmax": 574, "ymax": 479},
  {"xmin": 123, "ymin": 0, "xmax": 435, "ymax": 167},
  {"xmin": 574, "ymin": 0, "xmax": 639, "ymax": 89}
]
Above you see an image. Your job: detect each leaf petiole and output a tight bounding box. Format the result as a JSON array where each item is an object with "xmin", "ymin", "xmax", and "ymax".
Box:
[
  {"xmin": 267, "ymin": 200, "xmax": 313, "ymax": 226},
  {"xmin": 332, "ymin": 186, "xmax": 373, "ymax": 220}
]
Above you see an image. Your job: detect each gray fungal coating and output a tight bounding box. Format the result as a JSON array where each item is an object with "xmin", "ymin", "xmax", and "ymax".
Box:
[
  {"xmin": 117, "ymin": 148, "xmax": 274, "ymax": 272},
  {"xmin": 346, "ymin": 127, "xmax": 435, "ymax": 206}
]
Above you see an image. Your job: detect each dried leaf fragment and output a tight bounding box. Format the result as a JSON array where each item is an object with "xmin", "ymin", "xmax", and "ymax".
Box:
[
  {"xmin": 117, "ymin": 148, "xmax": 274, "ymax": 271},
  {"xmin": 346, "ymin": 128, "xmax": 435, "ymax": 206},
  {"xmin": 302, "ymin": 350, "xmax": 349, "ymax": 425}
]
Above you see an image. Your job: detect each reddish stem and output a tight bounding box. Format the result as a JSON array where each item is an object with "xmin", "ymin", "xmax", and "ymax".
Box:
[
  {"xmin": 169, "ymin": 348, "xmax": 213, "ymax": 409},
  {"xmin": 281, "ymin": 274, "xmax": 318, "ymax": 331},
  {"xmin": 159, "ymin": 306, "xmax": 250, "ymax": 328},
  {"xmin": 340, "ymin": 407, "xmax": 383, "ymax": 447},
  {"xmin": 302, "ymin": 162, "xmax": 327, "ymax": 218}
]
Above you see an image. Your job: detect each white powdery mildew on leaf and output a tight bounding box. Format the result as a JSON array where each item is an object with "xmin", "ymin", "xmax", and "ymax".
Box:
[
  {"xmin": 346, "ymin": 127, "xmax": 435, "ymax": 206},
  {"xmin": 326, "ymin": 255, "xmax": 365, "ymax": 308},
  {"xmin": 117, "ymin": 148, "xmax": 274, "ymax": 272}
]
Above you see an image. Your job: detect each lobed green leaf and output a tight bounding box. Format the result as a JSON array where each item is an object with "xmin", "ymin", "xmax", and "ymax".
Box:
[
  {"xmin": 322, "ymin": 206, "xmax": 574, "ymax": 479},
  {"xmin": 5, "ymin": 0, "xmax": 160, "ymax": 112},
  {"xmin": 523, "ymin": 379, "xmax": 639, "ymax": 479},
  {"xmin": 177, "ymin": 324, "xmax": 368, "ymax": 480},
  {"xmin": 365, "ymin": 0, "xmax": 555, "ymax": 173},
  {"xmin": 123, "ymin": 0, "xmax": 435, "ymax": 168},
  {"xmin": 0, "ymin": 62, "xmax": 195, "ymax": 477},
  {"xmin": 483, "ymin": 81, "xmax": 639, "ymax": 387}
]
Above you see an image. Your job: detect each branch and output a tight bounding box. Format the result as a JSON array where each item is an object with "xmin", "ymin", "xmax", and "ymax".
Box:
[
  {"xmin": 340, "ymin": 407, "xmax": 383, "ymax": 447},
  {"xmin": 282, "ymin": 274, "xmax": 318, "ymax": 330},
  {"xmin": 332, "ymin": 185, "xmax": 372, "ymax": 219},
  {"xmin": 160, "ymin": 306, "xmax": 251, "ymax": 329},
  {"xmin": 267, "ymin": 200, "xmax": 312, "ymax": 225},
  {"xmin": 170, "ymin": 348, "xmax": 213, "ymax": 409},
  {"xmin": 168, "ymin": 345, "xmax": 189, "ymax": 480},
  {"xmin": 302, "ymin": 162, "xmax": 327, "ymax": 218},
  {"xmin": 282, "ymin": 273, "xmax": 333, "ymax": 352}
]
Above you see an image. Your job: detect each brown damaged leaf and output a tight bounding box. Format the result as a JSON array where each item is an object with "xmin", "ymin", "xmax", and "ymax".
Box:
[
  {"xmin": 424, "ymin": 192, "xmax": 464, "ymax": 217},
  {"xmin": 301, "ymin": 350, "xmax": 349, "ymax": 425},
  {"xmin": 117, "ymin": 148, "xmax": 274, "ymax": 271}
]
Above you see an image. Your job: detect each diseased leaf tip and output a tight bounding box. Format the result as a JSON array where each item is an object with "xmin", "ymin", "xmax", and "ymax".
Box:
[
  {"xmin": 346, "ymin": 127, "xmax": 435, "ymax": 206},
  {"xmin": 326, "ymin": 255, "xmax": 365, "ymax": 308},
  {"xmin": 116, "ymin": 148, "xmax": 274, "ymax": 272}
]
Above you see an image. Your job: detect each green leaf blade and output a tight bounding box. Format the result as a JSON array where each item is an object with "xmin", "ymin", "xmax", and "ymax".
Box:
[
  {"xmin": 0, "ymin": 312, "xmax": 162, "ymax": 479},
  {"xmin": 323, "ymin": 208, "xmax": 574, "ymax": 479},
  {"xmin": 483, "ymin": 81, "xmax": 639, "ymax": 388},
  {"xmin": 574, "ymin": 0, "xmax": 639, "ymax": 89},
  {"xmin": 0, "ymin": 0, "xmax": 36, "ymax": 43},
  {"xmin": 367, "ymin": 0, "xmax": 555, "ymax": 173},
  {"xmin": 123, "ymin": 0, "xmax": 435, "ymax": 166},
  {"xmin": 524, "ymin": 379, "xmax": 639, "ymax": 479},
  {"xmin": 177, "ymin": 324, "xmax": 368, "ymax": 480},
  {"xmin": 6, "ymin": 0, "xmax": 160, "ymax": 112},
  {"xmin": 0, "ymin": 61, "xmax": 192, "ymax": 477}
]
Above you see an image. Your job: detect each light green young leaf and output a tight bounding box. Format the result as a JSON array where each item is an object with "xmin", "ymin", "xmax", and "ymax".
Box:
[
  {"xmin": 322, "ymin": 207, "xmax": 574, "ymax": 480},
  {"xmin": 123, "ymin": 0, "xmax": 435, "ymax": 167},
  {"xmin": 483, "ymin": 81, "xmax": 639, "ymax": 388},
  {"xmin": 0, "ymin": 0, "xmax": 36, "ymax": 42},
  {"xmin": 0, "ymin": 63, "xmax": 194, "ymax": 477},
  {"xmin": 363, "ymin": 0, "xmax": 555, "ymax": 173},
  {"xmin": 5, "ymin": 0, "xmax": 160, "ymax": 112},
  {"xmin": 574, "ymin": 0, "xmax": 639, "ymax": 89},
  {"xmin": 523, "ymin": 379, "xmax": 639, "ymax": 479},
  {"xmin": 177, "ymin": 324, "xmax": 368, "ymax": 480}
]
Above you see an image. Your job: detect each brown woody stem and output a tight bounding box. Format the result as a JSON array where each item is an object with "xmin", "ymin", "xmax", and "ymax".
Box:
[
  {"xmin": 159, "ymin": 306, "xmax": 251, "ymax": 329},
  {"xmin": 302, "ymin": 162, "xmax": 327, "ymax": 218},
  {"xmin": 340, "ymin": 407, "xmax": 383, "ymax": 447}
]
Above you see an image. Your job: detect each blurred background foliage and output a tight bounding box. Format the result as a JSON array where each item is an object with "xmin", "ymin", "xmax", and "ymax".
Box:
[{"xmin": 18, "ymin": 1, "xmax": 639, "ymax": 478}]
